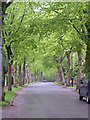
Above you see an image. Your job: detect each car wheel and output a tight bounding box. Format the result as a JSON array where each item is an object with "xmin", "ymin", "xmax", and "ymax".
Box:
[
  {"xmin": 79, "ymin": 94, "xmax": 83, "ymax": 100},
  {"xmin": 86, "ymin": 96, "xmax": 90, "ymax": 104}
]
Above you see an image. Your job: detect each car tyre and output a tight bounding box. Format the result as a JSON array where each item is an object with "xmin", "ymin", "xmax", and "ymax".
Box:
[
  {"xmin": 79, "ymin": 94, "xmax": 83, "ymax": 100},
  {"xmin": 86, "ymin": 96, "xmax": 90, "ymax": 104}
]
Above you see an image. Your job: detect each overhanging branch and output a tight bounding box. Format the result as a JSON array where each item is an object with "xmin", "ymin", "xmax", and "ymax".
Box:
[
  {"xmin": 70, "ymin": 19, "xmax": 81, "ymax": 35},
  {"xmin": 6, "ymin": 0, "xmax": 14, "ymax": 9}
]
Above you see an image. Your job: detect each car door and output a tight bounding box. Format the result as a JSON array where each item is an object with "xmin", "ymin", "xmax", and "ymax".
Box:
[{"xmin": 82, "ymin": 80, "xmax": 88, "ymax": 97}]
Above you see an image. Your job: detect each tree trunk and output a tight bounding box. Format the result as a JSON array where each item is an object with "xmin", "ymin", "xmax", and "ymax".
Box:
[
  {"xmin": 14, "ymin": 63, "xmax": 17, "ymax": 87},
  {"xmin": 26, "ymin": 66, "xmax": 29, "ymax": 84},
  {"xmin": 1, "ymin": 85, "xmax": 5, "ymax": 101},
  {"xmin": 57, "ymin": 67, "xmax": 60, "ymax": 82},
  {"xmin": 85, "ymin": 21, "xmax": 90, "ymax": 78},
  {"xmin": 76, "ymin": 51, "xmax": 82, "ymax": 90},
  {"xmin": 23, "ymin": 58, "xmax": 26, "ymax": 85},
  {"xmin": 66, "ymin": 52, "xmax": 70, "ymax": 86},
  {"xmin": 40, "ymin": 72, "xmax": 43, "ymax": 82},
  {"xmin": 86, "ymin": 41, "xmax": 90, "ymax": 78},
  {"xmin": 34, "ymin": 71, "xmax": 36, "ymax": 81},
  {"xmin": 37, "ymin": 70, "xmax": 39, "ymax": 81},
  {"xmin": 33, "ymin": 74, "xmax": 35, "ymax": 82},
  {"xmin": 29, "ymin": 67, "xmax": 31, "ymax": 83},
  {"xmin": 8, "ymin": 63, "xmax": 12, "ymax": 91},
  {"xmin": 1, "ymin": 59, "xmax": 5, "ymax": 101},
  {"xmin": 19, "ymin": 65, "xmax": 22, "ymax": 86},
  {"xmin": 56, "ymin": 71, "xmax": 58, "ymax": 82},
  {"xmin": 84, "ymin": 17, "xmax": 90, "ymax": 95},
  {"xmin": 59, "ymin": 63, "xmax": 65, "ymax": 84},
  {"xmin": 6, "ymin": 45, "xmax": 12, "ymax": 91}
]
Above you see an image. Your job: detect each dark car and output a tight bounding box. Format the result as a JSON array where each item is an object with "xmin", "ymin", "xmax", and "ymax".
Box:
[
  {"xmin": 43, "ymin": 80, "xmax": 47, "ymax": 82},
  {"xmin": 79, "ymin": 79, "xmax": 90, "ymax": 104}
]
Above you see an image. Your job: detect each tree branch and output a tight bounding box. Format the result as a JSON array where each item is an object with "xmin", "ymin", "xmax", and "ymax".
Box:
[
  {"xmin": 60, "ymin": 47, "xmax": 72, "ymax": 63},
  {"xmin": 70, "ymin": 19, "xmax": 81, "ymax": 35},
  {"xmin": 6, "ymin": 0, "xmax": 14, "ymax": 9}
]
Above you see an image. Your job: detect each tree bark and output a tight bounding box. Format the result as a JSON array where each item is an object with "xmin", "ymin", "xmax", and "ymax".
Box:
[
  {"xmin": 40, "ymin": 72, "xmax": 43, "ymax": 82},
  {"xmin": 23, "ymin": 58, "xmax": 26, "ymax": 85},
  {"xmin": 57, "ymin": 67, "xmax": 60, "ymax": 82},
  {"xmin": 1, "ymin": 59, "xmax": 5, "ymax": 101},
  {"xmin": 66, "ymin": 52, "xmax": 70, "ymax": 86},
  {"xmin": 37, "ymin": 70, "xmax": 39, "ymax": 81},
  {"xmin": 34, "ymin": 71, "xmax": 36, "ymax": 81},
  {"xmin": 8, "ymin": 63, "xmax": 12, "ymax": 91},
  {"xmin": 33, "ymin": 74, "xmax": 35, "ymax": 82},
  {"xmin": 86, "ymin": 42, "xmax": 90, "ymax": 77},
  {"xmin": 59, "ymin": 63, "xmax": 65, "ymax": 84},
  {"xmin": 19, "ymin": 65, "xmax": 22, "ymax": 86},
  {"xmin": 14, "ymin": 62, "xmax": 17, "ymax": 87},
  {"xmin": 6, "ymin": 45, "xmax": 13, "ymax": 91},
  {"xmin": 85, "ymin": 21, "xmax": 90, "ymax": 78},
  {"xmin": 56, "ymin": 71, "xmax": 58, "ymax": 82},
  {"xmin": 29, "ymin": 67, "xmax": 31, "ymax": 83},
  {"xmin": 26, "ymin": 66, "xmax": 29, "ymax": 84},
  {"xmin": 76, "ymin": 51, "xmax": 82, "ymax": 90},
  {"xmin": 1, "ymin": 85, "xmax": 5, "ymax": 101}
]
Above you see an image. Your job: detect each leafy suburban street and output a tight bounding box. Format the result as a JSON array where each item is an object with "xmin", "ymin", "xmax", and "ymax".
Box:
[
  {"xmin": 2, "ymin": 82, "xmax": 88, "ymax": 118},
  {"xmin": 0, "ymin": 1, "xmax": 90, "ymax": 119}
]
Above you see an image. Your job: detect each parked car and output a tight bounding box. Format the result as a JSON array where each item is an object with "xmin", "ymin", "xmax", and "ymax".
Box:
[
  {"xmin": 79, "ymin": 79, "xmax": 90, "ymax": 104},
  {"xmin": 43, "ymin": 80, "xmax": 47, "ymax": 82}
]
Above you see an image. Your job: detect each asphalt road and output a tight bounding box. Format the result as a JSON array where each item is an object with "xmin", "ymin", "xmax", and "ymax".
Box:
[{"xmin": 2, "ymin": 82, "xmax": 89, "ymax": 118}]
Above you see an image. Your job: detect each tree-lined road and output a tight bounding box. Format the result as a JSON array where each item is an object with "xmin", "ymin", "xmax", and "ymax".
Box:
[{"xmin": 2, "ymin": 82, "xmax": 88, "ymax": 118}]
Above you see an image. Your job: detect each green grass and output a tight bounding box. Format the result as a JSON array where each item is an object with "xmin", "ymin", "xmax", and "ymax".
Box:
[
  {"xmin": 67, "ymin": 86, "xmax": 76, "ymax": 88},
  {"xmin": 29, "ymin": 82, "xmax": 35, "ymax": 85},
  {"xmin": 23, "ymin": 84, "xmax": 29, "ymax": 87},
  {"xmin": 1, "ymin": 91, "xmax": 15, "ymax": 107},
  {"xmin": 1, "ymin": 83, "xmax": 34, "ymax": 107},
  {"xmin": 1, "ymin": 101, "xmax": 8, "ymax": 106},
  {"xmin": 55, "ymin": 82, "xmax": 61, "ymax": 86},
  {"xmin": 12, "ymin": 86, "xmax": 22, "ymax": 91},
  {"xmin": 23, "ymin": 82, "xmax": 34, "ymax": 87}
]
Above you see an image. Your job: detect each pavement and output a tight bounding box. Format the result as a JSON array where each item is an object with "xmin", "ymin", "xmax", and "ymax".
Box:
[{"xmin": 2, "ymin": 82, "xmax": 89, "ymax": 118}]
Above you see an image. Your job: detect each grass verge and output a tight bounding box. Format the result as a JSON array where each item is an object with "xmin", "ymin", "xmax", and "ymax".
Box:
[
  {"xmin": 23, "ymin": 84, "xmax": 29, "ymax": 87},
  {"xmin": 67, "ymin": 86, "xmax": 76, "ymax": 89},
  {"xmin": 1, "ymin": 82, "xmax": 35, "ymax": 107},
  {"xmin": 23, "ymin": 82, "xmax": 35, "ymax": 87},
  {"xmin": 12, "ymin": 86, "xmax": 22, "ymax": 91},
  {"xmin": 55, "ymin": 82, "xmax": 61, "ymax": 86},
  {"xmin": 1, "ymin": 86, "xmax": 22, "ymax": 107},
  {"xmin": 1, "ymin": 91, "xmax": 15, "ymax": 107}
]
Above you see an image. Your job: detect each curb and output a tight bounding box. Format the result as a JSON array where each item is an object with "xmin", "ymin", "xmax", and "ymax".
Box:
[{"xmin": 9, "ymin": 93, "xmax": 17, "ymax": 108}]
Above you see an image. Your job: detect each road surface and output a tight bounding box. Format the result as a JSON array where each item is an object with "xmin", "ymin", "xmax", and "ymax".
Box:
[{"xmin": 2, "ymin": 82, "xmax": 88, "ymax": 118}]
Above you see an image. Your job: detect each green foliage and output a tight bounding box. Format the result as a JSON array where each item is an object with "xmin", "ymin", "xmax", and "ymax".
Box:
[
  {"xmin": 2, "ymin": 2, "xmax": 88, "ymax": 81},
  {"xmin": 5, "ymin": 91, "xmax": 15, "ymax": 103},
  {"xmin": 43, "ymin": 67, "xmax": 56, "ymax": 81},
  {"xmin": 23, "ymin": 84, "xmax": 29, "ymax": 87}
]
